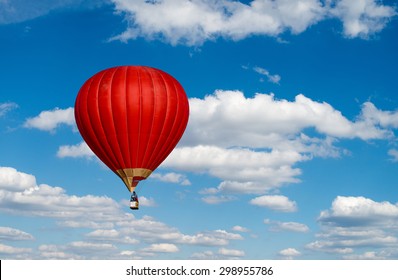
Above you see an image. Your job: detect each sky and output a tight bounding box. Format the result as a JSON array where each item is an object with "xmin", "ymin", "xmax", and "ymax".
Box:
[{"xmin": 0, "ymin": 0, "xmax": 398, "ymax": 260}]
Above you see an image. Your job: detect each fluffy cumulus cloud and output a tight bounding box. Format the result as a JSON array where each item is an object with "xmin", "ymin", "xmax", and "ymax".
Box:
[
  {"xmin": 278, "ymin": 247, "xmax": 301, "ymax": 259},
  {"xmin": 24, "ymin": 107, "xmax": 75, "ymax": 132},
  {"xmin": 110, "ymin": 0, "xmax": 396, "ymax": 45},
  {"xmin": 330, "ymin": 0, "xmax": 397, "ymax": 38},
  {"xmin": 57, "ymin": 141, "xmax": 94, "ymax": 158},
  {"xmin": 0, "ymin": 166, "xmax": 245, "ymax": 259},
  {"xmin": 250, "ymin": 195, "xmax": 297, "ymax": 212},
  {"xmin": 307, "ymin": 196, "xmax": 398, "ymax": 259}
]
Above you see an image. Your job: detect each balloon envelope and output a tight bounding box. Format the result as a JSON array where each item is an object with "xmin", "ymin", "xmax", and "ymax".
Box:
[{"xmin": 74, "ymin": 66, "xmax": 189, "ymax": 192}]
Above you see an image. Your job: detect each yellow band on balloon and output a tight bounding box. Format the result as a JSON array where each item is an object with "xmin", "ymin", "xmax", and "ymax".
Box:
[{"xmin": 116, "ymin": 168, "xmax": 152, "ymax": 192}]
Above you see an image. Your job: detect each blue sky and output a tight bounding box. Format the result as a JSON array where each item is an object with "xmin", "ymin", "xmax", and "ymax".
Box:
[{"xmin": 1, "ymin": 0, "xmax": 398, "ymax": 260}]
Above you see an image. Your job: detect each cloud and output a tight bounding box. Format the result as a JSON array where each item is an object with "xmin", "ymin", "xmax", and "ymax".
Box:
[
  {"xmin": 0, "ymin": 243, "xmax": 32, "ymax": 255},
  {"xmin": 184, "ymin": 91, "xmax": 392, "ymax": 146},
  {"xmin": 138, "ymin": 196, "xmax": 157, "ymax": 207},
  {"xmin": 0, "ymin": 166, "xmax": 248, "ymax": 259},
  {"xmin": 253, "ymin": 66, "xmax": 281, "ymax": 84},
  {"xmin": 307, "ymin": 196, "xmax": 398, "ymax": 258},
  {"xmin": 85, "ymin": 229, "xmax": 139, "ymax": 245},
  {"xmin": 142, "ymin": 243, "xmax": 179, "ymax": 253},
  {"xmin": 160, "ymin": 90, "xmax": 398, "ymax": 199},
  {"xmin": 164, "ymin": 145, "xmax": 304, "ymax": 194},
  {"xmin": 0, "ymin": 227, "xmax": 34, "ymax": 241},
  {"xmin": 319, "ymin": 196, "xmax": 398, "ymax": 226},
  {"xmin": 218, "ymin": 247, "xmax": 245, "ymax": 258},
  {"xmin": 150, "ymin": 172, "xmax": 191, "ymax": 185},
  {"xmin": 0, "ymin": 0, "xmax": 106, "ymax": 25},
  {"xmin": 24, "ymin": 107, "xmax": 75, "ymax": 132},
  {"xmin": 232, "ymin": 225, "xmax": 250, "ymax": 232},
  {"xmin": 278, "ymin": 247, "xmax": 301, "ymax": 259},
  {"xmin": 250, "ymin": 195, "xmax": 297, "ymax": 212},
  {"xmin": 57, "ymin": 141, "xmax": 94, "ymax": 158},
  {"xmin": 0, "ymin": 102, "xmax": 18, "ymax": 117},
  {"xmin": 110, "ymin": 0, "xmax": 396, "ymax": 45},
  {"xmin": 0, "ymin": 167, "xmax": 37, "ymax": 192},
  {"xmin": 56, "ymin": 91, "xmax": 398, "ymax": 201},
  {"xmin": 388, "ymin": 149, "xmax": 398, "ymax": 162},
  {"xmin": 0, "ymin": 167, "xmax": 122, "ymax": 220},
  {"xmin": 191, "ymin": 248, "xmax": 245, "ymax": 259},
  {"xmin": 201, "ymin": 195, "xmax": 236, "ymax": 204},
  {"xmin": 330, "ymin": 0, "xmax": 397, "ymax": 39},
  {"xmin": 264, "ymin": 219, "xmax": 309, "ymax": 232}
]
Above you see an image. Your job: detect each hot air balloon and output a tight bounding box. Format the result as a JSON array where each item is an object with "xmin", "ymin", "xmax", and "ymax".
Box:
[{"xmin": 74, "ymin": 66, "xmax": 189, "ymax": 210}]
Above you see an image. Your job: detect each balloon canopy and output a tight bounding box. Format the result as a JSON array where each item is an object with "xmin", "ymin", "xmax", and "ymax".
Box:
[{"xmin": 74, "ymin": 66, "xmax": 189, "ymax": 192}]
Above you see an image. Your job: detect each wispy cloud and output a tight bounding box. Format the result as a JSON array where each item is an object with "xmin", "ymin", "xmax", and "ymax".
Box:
[
  {"xmin": 0, "ymin": 102, "xmax": 18, "ymax": 117},
  {"xmin": 0, "ymin": 227, "xmax": 34, "ymax": 241},
  {"xmin": 0, "ymin": 0, "xmax": 106, "ymax": 25},
  {"xmin": 253, "ymin": 66, "xmax": 281, "ymax": 84},
  {"xmin": 264, "ymin": 219, "xmax": 309, "ymax": 232}
]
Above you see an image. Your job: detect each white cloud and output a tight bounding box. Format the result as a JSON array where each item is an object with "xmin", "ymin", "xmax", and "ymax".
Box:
[
  {"xmin": 138, "ymin": 196, "xmax": 157, "ymax": 207},
  {"xmin": 191, "ymin": 250, "xmax": 216, "ymax": 259},
  {"xmin": 278, "ymin": 247, "xmax": 301, "ymax": 259},
  {"xmin": 232, "ymin": 225, "xmax": 250, "ymax": 232},
  {"xmin": 0, "ymin": 102, "xmax": 18, "ymax": 117},
  {"xmin": 164, "ymin": 145, "xmax": 304, "ymax": 194},
  {"xmin": 110, "ymin": 0, "xmax": 325, "ymax": 45},
  {"xmin": 142, "ymin": 243, "xmax": 179, "ymax": 253},
  {"xmin": 250, "ymin": 195, "xmax": 297, "ymax": 212},
  {"xmin": 307, "ymin": 196, "xmax": 398, "ymax": 258},
  {"xmin": 0, "ymin": 166, "xmax": 249, "ymax": 259},
  {"xmin": 69, "ymin": 241, "xmax": 117, "ymax": 252},
  {"xmin": 264, "ymin": 219, "xmax": 309, "ymax": 232},
  {"xmin": 388, "ymin": 149, "xmax": 398, "ymax": 162},
  {"xmin": 0, "ymin": 167, "xmax": 122, "ymax": 220},
  {"xmin": 160, "ymin": 90, "xmax": 398, "ymax": 199},
  {"xmin": 0, "ymin": 243, "xmax": 32, "ymax": 255},
  {"xmin": 343, "ymin": 251, "xmax": 387, "ymax": 260},
  {"xmin": 184, "ymin": 91, "xmax": 391, "ymax": 147},
  {"xmin": 0, "ymin": 227, "xmax": 34, "ymax": 241},
  {"xmin": 253, "ymin": 66, "xmax": 281, "ymax": 84},
  {"xmin": 24, "ymin": 107, "xmax": 75, "ymax": 132},
  {"xmin": 319, "ymin": 196, "xmax": 398, "ymax": 225},
  {"xmin": 218, "ymin": 247, "xmax": 245, "ymax": 257},
  {"xmin": 110, "ymin": 0, "xmax": 396, "ymax": 45},
  {"xmin": 0, "ymin": 167, "xmax": 37, "ymax": 192},
  {"xmin": 57, "ymin": 141, "xmax": 94, "ymax": 158},
  {"xmin": 150, "ymin": 172, "xmax": 191, "ymax": 185},
  {"xmin": 201, "ymin": 195, "xmax": 236, "ymax": 204},
  {"xmin": 330, "ymin": 0, "xmax": 397, "ymax": 38},
  {"xmin": 56, "ymin": 91, "xmax": 398, "ymax": 201}
]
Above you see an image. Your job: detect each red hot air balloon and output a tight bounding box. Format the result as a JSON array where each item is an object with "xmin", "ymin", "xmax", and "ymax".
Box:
[{"xmin": 74, "ymin": 66, "xmax": 189, "ymax": 209}]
